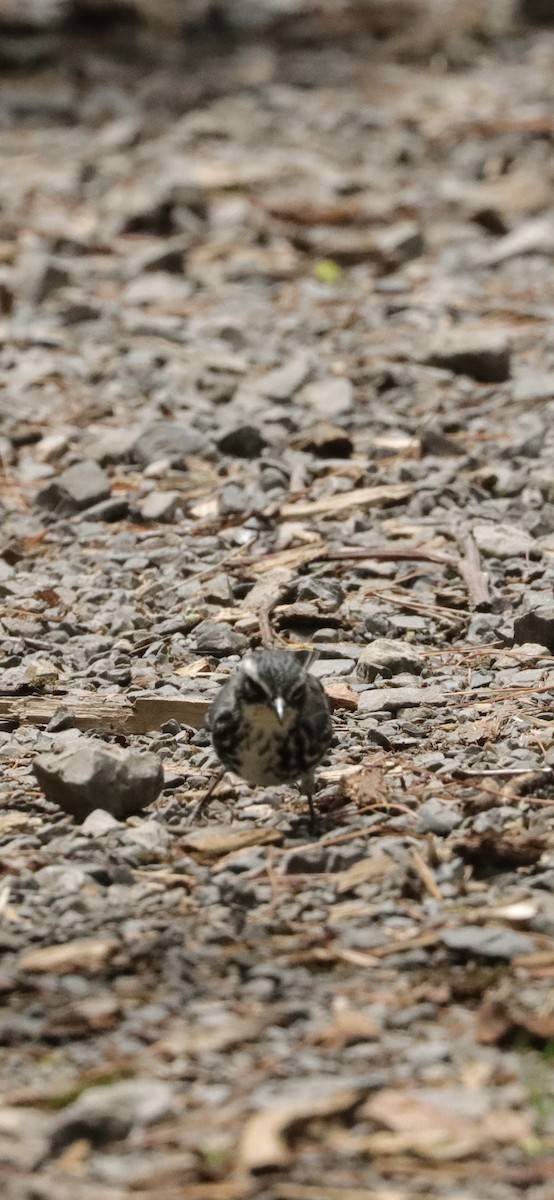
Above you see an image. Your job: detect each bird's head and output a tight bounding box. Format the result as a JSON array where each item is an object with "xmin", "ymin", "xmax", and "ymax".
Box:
[{"xmin": 239, "ymin": 648, "xmax": 315, "ymax": 723}]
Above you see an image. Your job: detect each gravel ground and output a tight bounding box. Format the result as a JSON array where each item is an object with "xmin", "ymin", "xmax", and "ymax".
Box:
[{"xmin": 1, "ymin": 7, "xmax": 554, "ymax": 1199}]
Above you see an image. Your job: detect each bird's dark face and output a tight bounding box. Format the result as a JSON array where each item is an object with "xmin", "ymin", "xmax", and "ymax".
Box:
[{"xmin": 239, "ymin": 650, "xmax": 310, "ymax": 722}]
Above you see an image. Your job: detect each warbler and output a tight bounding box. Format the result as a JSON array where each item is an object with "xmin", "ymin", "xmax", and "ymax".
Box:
[{"xmin": 207, "ymin": 648, "xmax": 332, "ymax": 823}]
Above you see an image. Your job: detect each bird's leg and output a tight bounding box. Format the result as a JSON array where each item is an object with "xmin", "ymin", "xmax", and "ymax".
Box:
[
  {"xmin": 301, "ymin": 769, "xmax": 318, "ymax": 831},
  {"xmin": 187, "ymin": 765, "xmax": 226, "ymax": 825}
]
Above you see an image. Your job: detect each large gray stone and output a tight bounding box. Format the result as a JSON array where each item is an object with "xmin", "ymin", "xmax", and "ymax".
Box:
[
  {"xmin": 33, "ymin": 740, "xmax": 164, "ymax": 822},
  {"xmin": 193, "ymin": 619, "xmax": 248, "ymax": 657},
  {"xmin": 138, "ymin": 490, "xmax": 183, "ymax": 523},
  {"xmin": 473, "ymin": 522, "xmax": 538, "ymax": 559},
  {"xmin": 36, "ymin": 460, "xmax": 111, "ymax": 515},
  {"xmin": 357, "ymin": 638, "xmax": 424, "ymax": 682},
  {"xmin": 131, "ymin": 422, "xmax": 208, "ymax": 466},
  {"xmin": 513, "ymin": 604, "xmax": 554, "ymax": 652}
]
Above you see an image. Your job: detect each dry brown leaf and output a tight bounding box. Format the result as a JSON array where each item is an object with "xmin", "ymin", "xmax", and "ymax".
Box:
[
  {"xmin": 181, "ymin": 825, "xmax": 283, "ymax": 859},
  {"xmin": 334, "ymin": 854, "xmax": 395, "ymax": 896},
  {"xmin": 19, "ymin": 938, "xmax": 119, "ymax": 975},
  {"xmin": 157, "ymin": 1015, "xmax": 267, "ymax": 1059},
  {"xmin": 312, "ymin": 1003, "xmax": 380, "ymax": 1048},
  {"xmin": 476, "ymin": 997, "xmax": 554, "ymax": 1046},
  {"xmin": 482, "ymin": 1107, "xmax": 532, "ymax": 1145},
  {"xmin": 357, "ymin": 1127, "xmax": 483, "ymax": 1160},
  {"xmin": 360, "ymin": 1087, "xmax": 531, "ymax": 1162},
  {"xmin": 324, "ymin": 681, "xmax": 359, "ymax": 711},
  {"xmin": 456, "ymin": 713, "xmax": 504, "ymax": 745},
  {"xmin": 361, "ymin": 1090, "xmax": 483, "ymax": 1160},
  {"xmin": 280, "ymin": 483, "xmax": 411, "ymax": 520},
  {"xmin": 238, "ymin": 1086, "xmax": 360, "ymax": 1173},
  {"xmin": 340, "ymin": 766, "xmax": 389, "ymax": 807}
]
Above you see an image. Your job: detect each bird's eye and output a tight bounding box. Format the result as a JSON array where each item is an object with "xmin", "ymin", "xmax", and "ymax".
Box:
[
  {"xmin": 288, "ymin": 682, "xmax": 305, "ymax": 707},
  {"xmin": 242, "ymin": 677, "xmax": 267, "ymax": 704}
]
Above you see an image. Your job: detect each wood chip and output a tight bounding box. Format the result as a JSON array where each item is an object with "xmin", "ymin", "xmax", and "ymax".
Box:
[
  {"xmin": 0, "ymin": 693, "xmax": 209, "ymax": 733},
  {"xmin": 180, "ymin": 825, "xmax": 283, "ymax": 859},
  {"xmin": 275, "ymin": 1188, "xmax": 408, "ymax": 1200},
  {"xmin": 334, "ymin": 854, "xmax": 395, "ymax": 895},
  {"xmin": 19, "ymin": 938, "xmax": 119, "ymax": 975},
  {"xmin": 280, "ymin": 484, "xmax": 412, "ymax": 520},
  {"xmin": 0, "ymin": 812, "xmax": 37, "ymax": 834},
  {"xmin": 410, "ymin": 846, "xmax": 442, "ymax": 901}
]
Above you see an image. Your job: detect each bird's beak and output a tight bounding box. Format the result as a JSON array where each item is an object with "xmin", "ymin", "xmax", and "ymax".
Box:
[{"xmin": 273, "ymin": 696, "xmax": 286, "ymax": 722}]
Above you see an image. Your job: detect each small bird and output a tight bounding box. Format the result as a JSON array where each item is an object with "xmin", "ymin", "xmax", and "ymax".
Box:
[{"xmin": 206, "ymin": 647, "xmax": 332, "ymax": 824}]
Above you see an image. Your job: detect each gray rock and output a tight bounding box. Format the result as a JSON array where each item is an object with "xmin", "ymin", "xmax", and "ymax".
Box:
[
  {"xmin": 60, "ymin": 300, "xmax": 100, "ymax": 324},
  {"xmin": 373, "ymin": 220, "xmax": 425, "ymax": 268},
  {"xmin": 419, "ymin": 427, "xmax": 465, "ymax": 457},
  {"xmin": 358, "ymin": 684, "xmax": 444, "ymax": 713},
  {"xmin": 124, "ymin": 819, "xmax": 171, "ymax": 853},
  {"xmin": 441, "ymin": 926, "xmax": 536, "ymax": 960},
  {"xmin": 131, "ymin": 422, "xmax": 208, "ymax": 466},
  {"xmin": 33, "ymin": 741, "xmax": 164, "ymax": 822},
  {"xmin": 258, "ymin": 353, "xmax": 312, "ymax": 401},
  {"xmin": 82, "ymin": 427, "xmax": 139, "ymax": 465},
  {"xmin": 193, "ymin": 619, "xmax": 249, "ymax": 657},
  {"xmin": 81, "ymin": 809, "xmax": 124, "ymax": 837},
  {"xmin": 282, "ymin": 847, "xmax": 332, "ymax": 874},
  {"xmin": 300, "ymin": 376, "xmax": 353, "ymax": 417},
  {"xmin": 49, "ymin": 1078, "xmax": 175, "ymax": 1155},
  {"xmin": 310, "ymin": 658, "xmax": 353, "ymax": 678},
  {"xmin": 218, "ymin": 483, "xmax": 251, "ymax": 516},
  {"xmin": 417, "ymin": 797, "xmax": 462, "ymax": 836},
  {"xmin": 33, "ymin": 864, "xmax": 88, "ymax": 892},
  {"xmin": 75, "ymin": 497, "xmax": 130, "ymax": 523},
  {"xmin": 138, "ymin": 490, "xmax": 183, "ymax": 523},
  {"xmin": 36, "ymin": 460, "xmax": 111, "ymax": 515},
  {"xmin": 357, "ymin": 639, "xmax": 424, "ymax": 682},
  {"xmin": 471, "ymin": 806, "xmax": 521, "ymax": 834},
  {"xmin": 0, "ymin": 1104, "xmax": 51, "ymax": 1171},
  {"xmin": 17, "ymin": 249, "xmax": 70, "ymax": 305},
  {"xmin": 203, "ymin": 573, "xmax": 233, "ymax": 604},
  {"xmin": 473, "ymin": 522, "xmax": 538, "ymax": 559},
  {"xmin": 425, "ymin": 332, "xmax": 511, "ymax": 382},
  {"xmin": 295, "ymin": 579, "xmax": 344, "ymax": 608},
  {"xmin": 132, "ymin": 235, "xmax": 189, "ymax": 275},
  {"xmin": 513, "ymin": 604, "xmax": 554, "ymax": 652},
  {"xmin": 512, "ymin": 372, "xmax": 554, "ymax": 404},
  {"xmin": 217, "ymin": 424, "xmax": 267, "ymax": 457}
]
